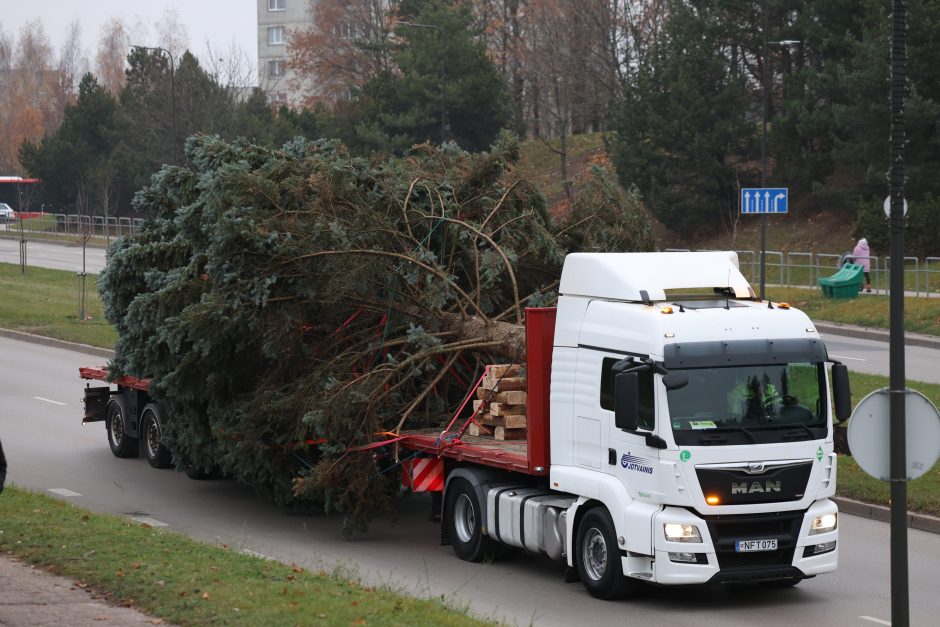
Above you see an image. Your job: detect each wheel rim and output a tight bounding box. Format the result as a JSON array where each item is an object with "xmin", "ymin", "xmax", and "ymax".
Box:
[
  {"xmin": 110, "ymin": 407, "xmax": 124, "ymax": 446},
  {"xmin": 145, "ymin": 415, "xmax": 161, "ymax": 459},
  {"xmin": 453, "ymin": 493, "xmax": 476, "ymax": 543},
  {"xmin": 581, "ymin": 526, "xmax": 608, "ymax": 581}
]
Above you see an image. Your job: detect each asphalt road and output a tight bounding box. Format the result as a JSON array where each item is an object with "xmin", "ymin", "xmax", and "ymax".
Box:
[
  {"xmin": 0, "ymin": 237, "xmax": 106, "ymax": 274},
  {"xmin": 1, "ymin": 336, "xmax": 938, "ymax": 626},
  {"xmin": 821, "ymin": 332, "xmax": 940, "ymax": 384}
]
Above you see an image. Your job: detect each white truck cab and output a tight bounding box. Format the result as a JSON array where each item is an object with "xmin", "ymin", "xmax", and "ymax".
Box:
[{"xmin": 547, "ymin": 252, "xmax": 850, "ymax": 596}]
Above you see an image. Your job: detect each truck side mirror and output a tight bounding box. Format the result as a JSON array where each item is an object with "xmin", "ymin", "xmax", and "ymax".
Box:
[
  {"xmin": 831, "ymin": 364, "xmax": 852, "ymax": 424},
  {"xmin": 662, "ymin": 371, "xmax": 688, "ymax": 391},
  {"xmin": 614, "ymin": 371, "xmax": 639, "ymax": 431}
]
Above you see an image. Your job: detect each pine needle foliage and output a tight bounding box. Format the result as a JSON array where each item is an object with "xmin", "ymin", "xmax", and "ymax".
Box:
[{"xmin": 99, "ymin": 132, "xmax": 653, "ymax": 532}]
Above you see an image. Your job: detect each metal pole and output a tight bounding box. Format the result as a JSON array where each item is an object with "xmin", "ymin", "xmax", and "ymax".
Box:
[
  {"xmin": 759, "ymin": 0, "xmax": 769, "ymax": 300},
  {"xmin": 889, "ymin": 1, "xmax": 909, "ymax": 625}
]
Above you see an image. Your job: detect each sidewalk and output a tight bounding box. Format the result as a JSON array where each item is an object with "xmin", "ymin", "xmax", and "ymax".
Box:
[{"xmin": 0, "ymin": 556, "xmax": 169, "ymax": 626}]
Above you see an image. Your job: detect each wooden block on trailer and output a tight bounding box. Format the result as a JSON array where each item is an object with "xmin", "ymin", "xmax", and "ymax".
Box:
[
  {"xmin": 468, "ymin": 422, "xmax": 494, "ymax": 437},
  {"xmin": 494, "ymin": 426, "xmax": 527, "ymax": 441},
  {"xmin": 488, "ymin": 364, "xmax": 522, "ymax": 379},
  {"xmin": 489, "ymin": 390, "xmax": 526, "ymax": 405},
  {"xmin": 477, "ymin": 413, "xmax": 526, "ymax": 429},
  {"xmin": 482, "ymin": 375, "xmax": 527, "ymax": 391},
  {"xmin": 489, "ymin": 402, "xmax": 526, "ymax": 417}
]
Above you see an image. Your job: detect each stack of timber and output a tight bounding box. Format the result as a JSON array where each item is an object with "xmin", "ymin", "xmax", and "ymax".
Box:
[{"xmin": 468, "ymin": 364, "xmax": 527, "ymax": 441}]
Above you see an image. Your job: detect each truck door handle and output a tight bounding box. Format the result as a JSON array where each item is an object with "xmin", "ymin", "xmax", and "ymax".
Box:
[{"xmin": 608, "ymin": 448, "xmax": 617, "ymax": 465}]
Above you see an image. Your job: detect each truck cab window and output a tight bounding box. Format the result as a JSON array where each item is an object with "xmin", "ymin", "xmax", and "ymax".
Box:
[{"xmin": 600, "ymin": 357, "xmax": 654, "ymax": 430}]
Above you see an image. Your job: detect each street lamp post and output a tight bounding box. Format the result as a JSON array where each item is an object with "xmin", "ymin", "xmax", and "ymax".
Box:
[
  {"xmin": 131, "ymin": 45, "xmax": 176, "ymax": 159},
  {"xmin": 397, "ymin": 21, "xmax": 446, "ymax": 144},
  {"xmin": 758, "ymin": 0, "xmax": 799, "ymax": 299}
]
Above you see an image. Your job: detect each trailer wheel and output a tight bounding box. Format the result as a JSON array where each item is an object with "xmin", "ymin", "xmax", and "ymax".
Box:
[
  {"xmin": 141, "ymin": 404, "xmax": 172, "ymax": 468},
  {"xmin": 575, "ymin": 507, "xmax": 639, "ymax": 600},
  {"xmin": 181, "ymin": 458, "xmax": 214, "ymax": 480},
  {"xmin": 445, "ymin": 478, "xmax": 499, "ymax": 562},
  {"xmin": 106, "ymin": 398, "xmax": 138, "ymax": 458}
]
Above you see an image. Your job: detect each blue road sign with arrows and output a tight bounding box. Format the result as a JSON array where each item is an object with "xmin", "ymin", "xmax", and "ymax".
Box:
[{"xmin": 741, "ymin": 187, "xmax": 788, "ymax": 214}]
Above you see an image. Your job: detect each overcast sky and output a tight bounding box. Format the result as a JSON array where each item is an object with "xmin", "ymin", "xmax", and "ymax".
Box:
[{"xmin": 1, "ymin": 1, "xmax": 258, "ymax": 77}]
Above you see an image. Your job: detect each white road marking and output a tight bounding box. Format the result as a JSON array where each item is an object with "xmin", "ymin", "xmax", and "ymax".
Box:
[
  {"xmin": 129, "ymin": 516, "xmax": 169, "ymax": 527},
  {"xmin": 828, "ymin": 353, "xmax": 867, "ymax": 362},
  {"xmin": 48, "ymin": 488, "xmax": 82, "ymax": 497},
  {"xmin": 859, "ymin": 617, "xmax": 891, "ymax": 626},
  {"xmin": 34, "ymin": 396, "xmax": 67, "ymax": 406}
]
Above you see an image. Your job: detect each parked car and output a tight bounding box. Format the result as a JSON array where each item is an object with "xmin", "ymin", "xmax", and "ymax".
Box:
[{"xmin": 0, "ymin": 203, "xmax": 15, "ymax": 221}]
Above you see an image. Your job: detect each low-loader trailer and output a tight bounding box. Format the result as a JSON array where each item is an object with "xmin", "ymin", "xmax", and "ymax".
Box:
[{"xmin": 81, "ymin": 252, "xmax": 852, "ymax": 599}]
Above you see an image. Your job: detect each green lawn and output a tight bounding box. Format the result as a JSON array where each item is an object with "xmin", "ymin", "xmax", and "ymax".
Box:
[
  {"xmin": 837, "ymin": 372, "xmax": 940, "ymax": 516},
  {"xmin": 0, "ymin": 262, "xmax": 116, "ymax": 348},
  {"xmin": 0, "ymin": 487, "xmax": 489, "ymax": 626}
]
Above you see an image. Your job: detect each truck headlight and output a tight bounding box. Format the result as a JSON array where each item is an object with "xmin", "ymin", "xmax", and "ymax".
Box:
[
  {"xmin": 809, "ymin": 512, "xmax": 837, "ymax": 535},
  {"xmin": 664, "ymin": 523, "xmax": 702, "ymax": 543}
]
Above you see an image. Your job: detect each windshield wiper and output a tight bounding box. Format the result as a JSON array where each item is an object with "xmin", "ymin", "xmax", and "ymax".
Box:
[{"xmin": 695, "ymin": 425, "xmax": 757, "ymax": 444}]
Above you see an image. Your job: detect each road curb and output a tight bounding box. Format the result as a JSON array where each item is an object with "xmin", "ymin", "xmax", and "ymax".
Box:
[
  {"xmin": 0, "ymin": 327, "xmax": 114, "ymax": 359},
  {"xmin": 834, "ymin": 497, "xmax": 940, "ymax": 534},
  {"xmin": 814, "ymin": 320, "xmax": 940, "ymax": 350}
]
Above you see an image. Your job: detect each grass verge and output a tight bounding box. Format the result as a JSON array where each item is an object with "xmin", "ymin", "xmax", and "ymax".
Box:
[
  {"xmin": 0, "ymin": 487, "xmax": 488, "ymax": 626},
  {"xmin": 0, "ymin": 262, "xmax": 115, "ymax": 348},
  {"xmin": 768, "ymin": 286, "xmax": 940, "ymax": 336},
  {"xmin": 838, "ymin": 371, "xmax": 940, "ymax": 517}
]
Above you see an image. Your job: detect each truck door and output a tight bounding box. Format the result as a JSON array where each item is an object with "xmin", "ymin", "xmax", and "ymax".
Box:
[{"xmin": 600, "ymin": 356, "xmax": 660, "ymax": 496}]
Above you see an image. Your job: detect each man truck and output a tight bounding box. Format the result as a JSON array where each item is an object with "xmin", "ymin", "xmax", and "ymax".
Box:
[{"xmin": 81, "ymin": 251, "xmax": 852, "ymax": 599}]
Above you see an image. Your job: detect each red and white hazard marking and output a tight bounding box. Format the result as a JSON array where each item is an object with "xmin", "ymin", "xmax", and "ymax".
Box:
[{"xmin": 402, "ymin": 458, "xmax": 444, "ymax": 492}]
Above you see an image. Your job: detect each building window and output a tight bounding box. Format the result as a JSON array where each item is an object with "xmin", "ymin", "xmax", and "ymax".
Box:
[
  {"xmin": 268, "ymin": 26, "xmax": 286, "ymax": 46},
  {"xmin": 268, "ymin": 60, "xmax": 285, "ymax": 77},
  {"xmin": 337, "ymin": 22, "xmax": 359, "ymax": 40},
  {"xmin": 268, "ymin": 0, "xmax": 286, "ymax": 11}
]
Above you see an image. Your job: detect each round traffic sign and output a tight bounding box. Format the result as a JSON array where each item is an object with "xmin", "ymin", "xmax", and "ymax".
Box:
[
  {"xmin": 847, "ymin": 388, "xmax": 940, "ymax": 481},
  {"xmin": 883, "ymin": 196, "xmax": 909, "ymax": 218}
]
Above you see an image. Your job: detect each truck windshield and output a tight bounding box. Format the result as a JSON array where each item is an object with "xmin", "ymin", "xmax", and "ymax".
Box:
[{"xmin": 665, "ymin": 363, "xmax": 827, "ymax": 445}]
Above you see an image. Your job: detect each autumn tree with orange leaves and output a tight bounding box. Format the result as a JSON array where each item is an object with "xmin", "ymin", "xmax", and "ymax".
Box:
[{"xmin": 287, "ymin": 0, "xmax": 395, "ymax": 105}]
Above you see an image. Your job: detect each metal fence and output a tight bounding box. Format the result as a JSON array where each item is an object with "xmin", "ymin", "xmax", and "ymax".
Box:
[
  {"xmin": 1, "ymin": 213, "xmax": 143, "ymax": 240},
  {"xmin": 4, "ymin": 217, "xmax": 940, "ymax": 297},
  {"xmin": 668, "ymin": 248, "xmax": 940, "ymax": 298}
]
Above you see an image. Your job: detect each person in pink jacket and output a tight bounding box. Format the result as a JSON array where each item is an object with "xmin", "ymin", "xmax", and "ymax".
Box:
[{"xmin": 853, "ymin": 237, "xmax": 872, "ymax": 292}]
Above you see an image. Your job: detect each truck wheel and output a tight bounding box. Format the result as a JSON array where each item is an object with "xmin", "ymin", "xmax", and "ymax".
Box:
[
  {"xmin": 575, "ymin": 507, "xmax": 638, "ymax": 600},
  {"xmin": 181, "ymin": 458, "xmax": 214, "ymax": 480},
  {"xmin": 141, "ymin": 404, "xmax": 172, "ymax": 468},
  {"xmin": 106, "ymin": 398, "xmax": 138, "ymax": 458},
  {"xmin": 445, "ymin": 478, "xmax": 500, "ymax": 562}
]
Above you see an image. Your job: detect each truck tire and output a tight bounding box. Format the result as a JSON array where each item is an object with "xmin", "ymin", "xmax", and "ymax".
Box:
[
  {"xmin": 445, "ymin": 477, "xmax": 500, "ymax": 562},
  {"xmin": 141, "ymin": 403, "xmax": 172, "ymax": 469},
  {"xmin": 106, "ymin": 398, "xmax": 138, "ymax": 458},
  {"xmin": 181, "ymin": 458, "xmax": 214, "ymax": 480},
  {"xmin": 575, "ymin": 507, "xmax": 639, "ymax": 600}
]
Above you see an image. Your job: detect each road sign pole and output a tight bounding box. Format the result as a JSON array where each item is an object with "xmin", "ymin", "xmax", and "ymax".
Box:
[
  {"xmin": 889, "ymin": 1, "xmax": 909, "ymax": 625},
  {"xmin": 759, "ymin": 0, "xmax": 769, "ymax": 300}
]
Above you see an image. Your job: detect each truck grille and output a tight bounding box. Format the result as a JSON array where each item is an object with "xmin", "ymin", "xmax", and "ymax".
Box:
[
  {"xmin": 704, "ymin": 511, "xmax": 802, "ymax": 570},
  {"xmin": 696, "ymin": 461, "xmax": 812, "ymax": 505}
]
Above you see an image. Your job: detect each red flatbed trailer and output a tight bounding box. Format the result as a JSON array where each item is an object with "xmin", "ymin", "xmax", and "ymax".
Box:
[
  {"xmin": 397, "ymin": 307, "xmax": 555, "ymax": 477},
  {"xmin": 79, "ymin": 366, "xmax": 150, "ymax": 392},
  {"xmin": 80, "ymin": 308, "xmax": 556, "ymax": 478}
]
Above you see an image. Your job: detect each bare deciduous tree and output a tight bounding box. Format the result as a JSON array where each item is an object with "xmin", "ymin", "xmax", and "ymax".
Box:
[
  {"xmin": 96, "ymin": 18, "xmax": 131, "ymax": 95},
  {"xmin": 287, "ymin": 0, "xmax": 395, "ymax": 105}
]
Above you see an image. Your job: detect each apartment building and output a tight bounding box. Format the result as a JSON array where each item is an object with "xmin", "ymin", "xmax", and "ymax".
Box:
[{"xmin": 257, "ymin": 0, "xmax": 315, "ymax": 106}]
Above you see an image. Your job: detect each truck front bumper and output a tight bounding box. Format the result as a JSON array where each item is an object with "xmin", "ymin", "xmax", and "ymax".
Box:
[{"xmin": 640, "ymin": 499, "xmax": 838, "ymax": 585}]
